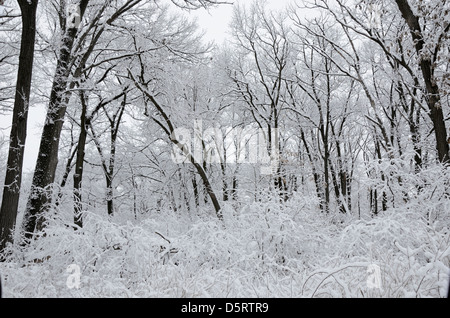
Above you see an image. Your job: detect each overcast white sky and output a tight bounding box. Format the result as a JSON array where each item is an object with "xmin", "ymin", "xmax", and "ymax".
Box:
[{"xmin": 192, "ymin": 0, "xmax": 294, "ymax": 44}]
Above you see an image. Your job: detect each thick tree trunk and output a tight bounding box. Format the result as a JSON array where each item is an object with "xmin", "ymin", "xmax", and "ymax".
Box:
[
  {"xmin": 23, "ymin": 0, "xmax": 90, "ymax": 241},
  {"xmin": 24, "ymin": 63, "xmax": 73, "ymax": 237},
  {"xmin": 0, "ymin": 0, "xmax": 38, "ymax": 252},
  {"xmin": 194, "ymin": 162, "xmax": 222, "ymax": 218},
  {"xmin": 231, "ymin": 175, "xmax": 238, "ymax": 201},
  {"xmin": 428, "ymin": 96, "xmax": 449, "ymax": 163},
  {"xmin": 106, "ymin": 176, "xmax": 114, "ymax": 216}
]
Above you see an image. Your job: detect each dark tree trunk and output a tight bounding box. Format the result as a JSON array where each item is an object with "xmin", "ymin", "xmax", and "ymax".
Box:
[
  {"xmin": 192, "ymin": 174, "xmax": 199, "ymax": 207},
  {"xmin": 103, "ymin": 96, "xmax": 126, "ymax": 217},
  {"xmin": 372, "ymin": 189, "xmax": 378, "ymax": 216},
  {"xmin": 106, "ymin": 176, "xmax": 114, "ymax": 216},
  {"xmin": 375, "ymin": 141, "xmax": 388, "ymax": 212},
  {"xmin": 23, "ymin": 0, "xmax": 90, "ymax": 240},
  {"xmin": 399, "ymin": 80, "xmax": 422, "ymax": 172},
  {"xmin": 172, "ymin": 138, "xmax": 222, "ymax": 219},
  {"xmin": 73, "ymin": 92, "xmax": 89, "ymax": 228},
  {"xmin": 221, "ymin": 162, "xmax": 228, "ymax": 202},
  {"xmin": 56, "ymin": 138, "xmax": 78, "ymax": 206},
  {"xmin": 24, "ymin": 47, "xmax": 74, "ymax": 238},
  {"xmin": 0, "ymin": 0, "xmax": 38, "ymax": 251},
  {"xmin": 130, "ymin": 73, "xmax": 223, "ymax": 220},
  {"xmin": 231, "ymin": 175, "xmax": 238, "ymax": 201},
  {"xmin": 323, "ymin": 138, "xmax": 330, "ymax": 213},
  {"xmin": 89, "ymin": 121, "xmax": 116, "ymax": 217},
  {"xmin": 129, "ymin": 165, "xmax": 138, "ymax": 219},
  {"xmin": 300, "ymin": 129, "xmax": 325, "ymax": 212},
  {"xmin": 194, "ymin": 162, "xmax": 222, "ymax": 218}
]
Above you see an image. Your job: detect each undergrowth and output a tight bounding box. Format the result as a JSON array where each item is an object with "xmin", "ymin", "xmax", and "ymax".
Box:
[{"xmin": 1, "ymin": 187, "xmax": 448, "ymax": 298}]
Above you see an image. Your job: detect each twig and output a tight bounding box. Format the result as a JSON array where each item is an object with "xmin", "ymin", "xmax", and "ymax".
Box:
[{"xmin": 155, "ymin": 231, "xmax": 171, "ymax": 244}]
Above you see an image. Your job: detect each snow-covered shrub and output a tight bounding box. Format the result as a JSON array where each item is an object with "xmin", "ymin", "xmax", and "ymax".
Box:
[
  {"xmin": 0, "ymin": 185, "xmax": 448, "ymax": 297},
  {"xmin": 300, "ymin": 209, "xmax": 449, "ymax": 297},
  {"xmin": 300, "ymin": 162, "xmax": 450, "ymax": 298},
  {"xmin": 364, "ymin": 158, "xmax": 450, "ymax": 225}
]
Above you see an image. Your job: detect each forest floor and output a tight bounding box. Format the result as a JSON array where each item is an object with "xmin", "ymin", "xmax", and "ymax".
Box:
[{"xmin": 1, "ymin": 192, "xmax": 449, "ymax": 298}]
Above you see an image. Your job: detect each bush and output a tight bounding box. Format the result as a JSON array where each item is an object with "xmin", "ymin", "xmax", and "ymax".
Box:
[{"xmin": 0, "ymin": 186, "xmax": 448, "ymax": 297}]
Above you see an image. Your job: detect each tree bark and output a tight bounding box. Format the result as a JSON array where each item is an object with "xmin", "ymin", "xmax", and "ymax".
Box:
[
  {"xmin": 0, "ymin": 0, "xmax": 38, "ymax": 252},
  {"xmin": 105, "ymin": 176, "xmax": 114, "ymax": 216},
  {"xmin": 192, "ymin": 174, "xmax": 199, "ymax": 207},
  {"xmin": 23, "ymin": 0, "xmax": 90, "ymax": 240},
  {"xmin": 73, "ymin": 92, "xmax": 89, "ymax": 228}
]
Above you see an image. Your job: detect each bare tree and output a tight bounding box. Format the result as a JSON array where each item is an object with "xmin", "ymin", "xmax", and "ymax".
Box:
[
  {"xmin": 23, "ymin": 0, "xmax": 90, "ymax": 240},
  {"xmin": 286, "ymin": 17, "xmax": 358, "ymax": 213},
  {"xmin": 73, "ymin": 82, "xmax": 127, "ymax": 226},
  {"xmin": 22, "ymin": 0, "xmax": 229, "ymax": 242},
  {"xmin": 229, "ymin": 1, "xmax": 292, "ymax": 200},
  {"xmin": 394, "ymin": 0, "xmax": 449, "ymax": 163},
  {"xmin": 314, "ymin": 0, "xmax": 449, "ymax": 164},
  {"xmin": 0, "ymin": 3, "xmax": 21, "ymax": 112},
  {"xmin": 129, "ymin": 71, "xmax": 223, "ymax": 220}
]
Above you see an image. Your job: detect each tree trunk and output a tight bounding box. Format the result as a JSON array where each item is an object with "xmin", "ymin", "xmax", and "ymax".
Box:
[
  {"xmin": 323, "ymin": 142, "xmax": 330, "ymax": 213},
  {"xmin": 372, "ymin": 189, "xmax": 378, "ymax": 216},
  {"xmin": 73, "ymin": 93, "xmax": 89, "ymax": 228},
  {"xmin": 130, "ymin": 74, "xmax": 222, "ymax": 220},
  {"xmin": 23, "ymin": 0, "xmax": 90, "ymax": 240},
  {"xmin": 193, "ymin": 161, "xmax": 222, "ymax": 218},
  {"xmin": 103, "ymin": 96, "xmax": 126, "ymax": 217},
  {"xmin": 221, "ymin": 162, "xmax": 229, "ymax": 202},
  {"xmin": 231, "ymin": 175, "xmax": 238, "ymax": 202},
  {"xmin": 300, "ymin": 129, "xmax": 325, "ymax": 212},
  {"xmin": 375, "ymin": 140, "xmax": 388, "ymax": 212},
  {"xmin": 106, "ymin": 176, "xmax": 114, "ymax": 216},
  {"xmin": 192, "ymin": 174, "xmax": 199, "ymax": 207},
  {"xmin": 0, "ymin": 0, "xmax": 38, "ymax": 252},
  {"xmin": 24, "ymin": 61, "xmax": 73, "ymax": 238}
]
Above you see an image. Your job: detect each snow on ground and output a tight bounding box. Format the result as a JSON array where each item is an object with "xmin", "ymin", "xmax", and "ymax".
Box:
[{"xmin": 1, "ymin": 192, "xmax": 448, "ymax": 298}]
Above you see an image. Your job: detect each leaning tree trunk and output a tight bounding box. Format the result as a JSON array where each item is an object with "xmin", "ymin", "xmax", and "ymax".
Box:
[
  {"xmin": 23, "ymin": 40, "xmax": 77, "ymax": 238},
  {"xmin": 23, "ymin": 0, "xmax": 89, "ymax": 240},
  {"xmin": 130, "ymin": 73, "xmax": 223, "ymax": 220},
  {"xmin": 0, "ymin": 0, "xmax": 38, "ymax": 252}
]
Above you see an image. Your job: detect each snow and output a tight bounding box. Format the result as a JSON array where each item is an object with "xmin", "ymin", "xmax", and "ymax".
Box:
[
  {"xmin": 0, "ymin": 0, "xmax": 449, "ymax": 300},
  {"xmin": 0, "ymin": 190, "xmax": 448, "ymax": 298}
]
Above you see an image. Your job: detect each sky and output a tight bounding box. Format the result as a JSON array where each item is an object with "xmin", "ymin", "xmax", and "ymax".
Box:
[
  {"xmin": 0, "ymin": 0, "xmax": 294, "ymax": 173},
  {"xmin": 192, "ymin": 0, "xmax": 294, "ymax": 44},
  {"xmin": 191, "ymin": 2, "xmax": 235, "ymax": 45}
]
